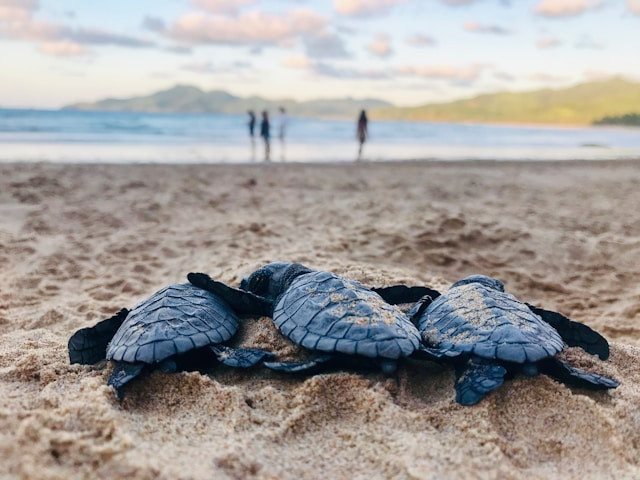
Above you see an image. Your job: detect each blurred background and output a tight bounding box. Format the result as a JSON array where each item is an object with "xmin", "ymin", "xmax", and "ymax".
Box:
[{"xmin": 1, "ymin": 0, "xmax": 639, "ymax": 162}]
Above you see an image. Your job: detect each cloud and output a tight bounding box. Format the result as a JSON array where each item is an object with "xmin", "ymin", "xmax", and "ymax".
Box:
[
  {"xmin": 282, "ymin": 54, "xmax": 311, "ymax": 69},
  {"xmin": 628, "ymin": 0, "xmax": 640, "ymax": 14},
  {"xmin": 537, "ymin": 37, "xmax": 561, "ymax": 48},
  {"xmin": 528, "ymin": 72, "xmax": 567, "ymax": 82},
  {"xmin": 303, "ymin": 31, "xmax": 349, "ymax": 58},
  {"xmin": 71, "ymin": 28, "xmax": 155, "ymax": 47},
  {"xmin": 396, "ymin": 64, "xmax": 485, "ymax": 82},
  {"xmin": 0, "ymin": 6, "xmax": 31, "ymax": 20},
  {"xmin": 574, "ymin": 34, "xmax": 602, "ymax": 49},
  {"xmin": 440, "ymin": 0, "xmax": 478, "ymax": 4},
  {"xmin": 367, "ymin": 33, "xmax": 392, "ymax": 57},
  {"xmin": 170, "ymin": 8, "xmax": 327, "ymax": 45},
  {"xmin": 0, "ymin": 0, "xmax": 38, "ymax": 20},
  {"xmin": 464, "ymin": 21, "xmax": 511, "ymax": 34},
  {"xmin": 405, "ymin": 33, "xmax": 435, "ymax": 46},
  {"xmin": 313, "ymin": 62, "xmax": 390, "ymax": 79},
  {"xmin": 0, "ymin": 18, "xmax": 65, "ymax": 41},
  {"xmin": 182, "ymin": 61, "xmax": 218, "ymax": 73},
  {"xmin": 0, "ymin": 2, "xmax": 156, "ymax": 51},
  {"xmin": 39, "ymin": 40, "xmax": 90, "ymax": 57},
  {"xmin": 165, "ymin": 44, "xmax": 192, "ymax": 54},
  {"xmin": 150, "ymin": 71, "xmax": 175, "ymax": 79},
  {"xmin": 0, "ymin": 0, "xmax": 38, "ymax": 7},
  {"xmin": 535, "ymin": 0, "xmax": 600, "ymax": 18},
  {"xmin": 190, "ymin": 0, "xmax": 256, "ymax": 14},
  {"xmin": 494, "ymin": 71, "xmax": 516, "ymax": 81},
  {"xmin": 142, "ymin": 15, "xmax": 166, "ymax": 33},
  {"xmin": 333, "ymin": 0, "xmax": 408, "ymax": 17},
  {"xmin": 583, "ymin": 69, "xmax": 615, "ymax": 80}
]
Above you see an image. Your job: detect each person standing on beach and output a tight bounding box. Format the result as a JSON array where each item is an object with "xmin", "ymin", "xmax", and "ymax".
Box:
[
  {"xmin": 248, "ymin": 110, "xmax": 256, "ymax": 161},
  {"xmin": 356, "ymin": 110, "xmax": 368, "ymax": 160},
  {"xmin": 260, "ymin": 110, "xmax": 271, "ymax": 162},
  {"xmin": 248, "ymin": 110, "xmax": 256, "ymax": 137},
  {"xmin": 277, "ymin": 106, "xmax": 287, "ymax": 160}
]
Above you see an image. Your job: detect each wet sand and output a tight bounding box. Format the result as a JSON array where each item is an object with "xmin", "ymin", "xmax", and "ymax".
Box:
[{"xmin": 1, "ymin": 160, "xmax": 639, "ymax": 479}]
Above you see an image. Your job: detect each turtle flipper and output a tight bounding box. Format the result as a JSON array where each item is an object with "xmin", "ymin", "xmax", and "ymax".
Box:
[
  {"xmin": 407, "ymin": 295, "xmax": 435, "ymax": 324},
  {"xmin": 416, "ymin": 343, "xmax": 448, "ymax": 360},
  {"xmin": 68, "ymin": 308, "xmax": 129, "ymax": 365},
  {"xmin": 540, "ymin": 358, "xmax": 619, "ymax": 390},
  {"xmin": 372, "ymin": 285, "xmax": 441, "ymax": 305},
  {"xmin": 187, "ymin": 272, "xmax": 272, "ymax": 316},
  {"xmin": 455, "ymin": 358, "xmax": 507, "ymax": 406},
  {"xmin": 263, "ymin": 354, "xmax": 334, "ymax": 373},
  {"xmin": 526, "ymin": 304, "xmax": 610, "ymax": 360},
  {"xmin": 210, "ymin": 344, "xmax": 274, "ymax": 368},
  {"xmin": 107, "ymin": 362, "xmax": 144, "ymax": 400}
]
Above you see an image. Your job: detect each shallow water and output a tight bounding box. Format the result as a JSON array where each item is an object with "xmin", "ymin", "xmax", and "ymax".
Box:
[{"xmin": 1, "ymin": 108, "xmax": 639, "ymax": 163}]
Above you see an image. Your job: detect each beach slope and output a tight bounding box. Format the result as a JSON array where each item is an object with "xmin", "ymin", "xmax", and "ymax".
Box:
[{"xmin": 1, "ymin": 161, "xmax": 639, "ymax": 479}]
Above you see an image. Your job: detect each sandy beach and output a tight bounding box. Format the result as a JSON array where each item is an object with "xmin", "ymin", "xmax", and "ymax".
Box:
[{"xmin": 1, "ymin": 159, "xmax": 639, "ymax": 479}]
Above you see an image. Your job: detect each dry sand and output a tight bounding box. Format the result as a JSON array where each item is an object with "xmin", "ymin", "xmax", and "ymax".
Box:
[{"xmin": 1, "ymin": 160, "xmax": 639, "ymax": 479}]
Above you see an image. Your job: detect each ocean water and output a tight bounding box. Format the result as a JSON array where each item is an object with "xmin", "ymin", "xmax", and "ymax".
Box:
[{"xmin": 1, "ymin": 108, "xmax": 639, "ymax": 163}]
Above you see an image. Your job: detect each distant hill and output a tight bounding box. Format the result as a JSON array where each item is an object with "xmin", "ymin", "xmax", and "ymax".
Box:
[
  {"xmin": 64, "ymin": 78, "xmax": 640, "ymax": 125},
  {"xmin": 63, "ymin": 85, "xmax": 393, "ymax": 119},
  {"xmin": 372, "ymin": 78, "xmax": 640, "ymax": 126}
]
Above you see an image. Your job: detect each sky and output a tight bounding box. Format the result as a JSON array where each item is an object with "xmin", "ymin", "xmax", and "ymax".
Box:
[{"xmin": 1, "ymin": 0, "xmax": 639, "ymax": 108}]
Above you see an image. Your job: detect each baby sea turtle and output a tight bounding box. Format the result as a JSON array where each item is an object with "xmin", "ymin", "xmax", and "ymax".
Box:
[
  {"xmin": 68, "ymin": 282, "xmax": 273, "ymax": 398},
  {"xmin": 188, "ymin": 262, "xmax": 421, "ymax": 374},
  {"xmin": 400, "ymin": 275, "xmax": 618, "ymax": 405}
]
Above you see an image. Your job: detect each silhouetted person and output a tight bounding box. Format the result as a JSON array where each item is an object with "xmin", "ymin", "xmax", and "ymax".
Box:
[
  {"xmin": 356, "ymin": 110, "xmax": 368, "ymax": 160},
  {"xmin": 248, "ymin": 110, "xmax": 256, "ymax": 161},
  {"xmin": 260, "ymin": 110, "xmax": 270, "ymax": 162},
  {"xmin": 277, "ymin": 106, "xmax": 287, "ymax": 160},
  {"xmin": 248, "ymin": 110, "xmax": 256, "ymax": 136}
]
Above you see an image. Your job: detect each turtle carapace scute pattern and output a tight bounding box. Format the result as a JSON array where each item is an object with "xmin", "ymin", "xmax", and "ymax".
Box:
[
  {"xmin": 237, "ymin": 262, "xmax": 422, "ymax": 374},
  {"xmin": 68, "ymin": 282, "xmax": 273, "ymax": 398},
  {"xmin": 409, "ymin": 274, "xmax": 618, "ymax": 405}
]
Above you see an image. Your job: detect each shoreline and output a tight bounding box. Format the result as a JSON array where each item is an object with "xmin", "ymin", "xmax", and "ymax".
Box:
[
  {"xmin": 1, "ymin": 152, "xmax": 639, "ymax": 165},
  {"xmin": 2, "ymin": 160, "xmax": 640, "ymax": 478}
]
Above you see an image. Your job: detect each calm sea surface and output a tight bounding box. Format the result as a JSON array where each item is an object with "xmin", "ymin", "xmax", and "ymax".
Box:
[{"xmin": 1, "ymin": 109, "xmax": 639, "ymax": 163}]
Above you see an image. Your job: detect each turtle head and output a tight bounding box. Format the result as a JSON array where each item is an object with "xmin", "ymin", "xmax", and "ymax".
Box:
[
  {"xmin": 451, "ymin": 275, "xmax": 504, "ymax": 292},
  {"xmin": 240, "ymin": 262, "xmax": 313, "ymax": 302}
]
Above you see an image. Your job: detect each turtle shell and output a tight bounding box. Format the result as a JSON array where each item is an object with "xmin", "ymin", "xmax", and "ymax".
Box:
[
  {"xmin": 273, "ymin": 271, "xmax": 420, "ymax": 359},
  {"xmin": 418, "ymin": 282, "xmax": 564, "ymax": 363},
  {"xmin": 106, "ymin": 283, "xmax": 238, "ymax": 364}
]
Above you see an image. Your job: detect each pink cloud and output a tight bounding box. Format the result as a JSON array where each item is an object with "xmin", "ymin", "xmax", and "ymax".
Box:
[
  {"xmin": 0, "ymin": 2, "xmax": 155, "ymax": 49},
  {"xmin": 0, "ymin": 6, "xmax": 29, "ymax": 20},
  {"xmin": 464, "ymin": 21, "xmax": 511, "ymax": 34},
  {"xmin": 171, "ymin": 8, "xmax": 327, "ymax": 45},
  {"xmin": 406, "ymin": 33, "xmax": 435, "ymax": 47},
  {"xmin": 0, "ymin": 0, "xmax": 37, "ymax": 21},
  {"xmin": 537, "ymin": 37, "xmax": 561, "ymax": 48},
  {"xmin": 1, "ymin": 0, "xmax": 38, "ymax": 6},
  {"xmin": 535, "ymin": 0, "xmax": 600, "ymax": 18},
  {"xmin": 282, "ymin": 54, "xmax": 311, "ymax": 69},
  {"xmin": 397, "ymin": 64, "xmax": 485, "ymax": 81},
  {"xmin": 367, "ymin": 33, "xmax": 392, "ymax": 57},
  {"xmin": 333, "ymin": 0, "xmax": 408, "ymax": 17},
  {"xmin": 39, "ymin": 40, "xmax": 90, "ymax": 57},
  {"xmin": 583, "ymin": 69, "xmax": 616, "ymax": 80},
  {"xmin": 628, "ymin": 0, "xmax": 640, "ymax": 14},
  {"xmin": 0, "ymin": 18, "xmax": 65, "ymax": 41},
  {"xmin": 190, "ymin": 0, "xmax": 256, "ymax": 14}
]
